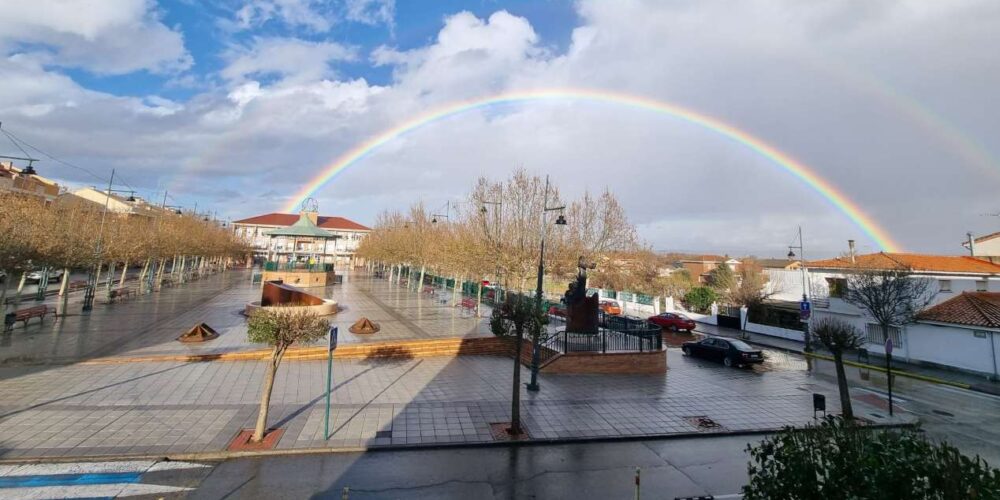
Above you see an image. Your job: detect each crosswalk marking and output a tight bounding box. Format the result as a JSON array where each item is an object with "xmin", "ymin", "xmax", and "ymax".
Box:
[{"xmin": 0, "ymin": 460, "xmax": 209, "ymax": 499}]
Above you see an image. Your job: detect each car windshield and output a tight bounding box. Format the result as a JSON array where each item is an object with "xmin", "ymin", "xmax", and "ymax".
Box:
[
  {"xmin": 675, "ymin": 314, "xmax": 689, "ymax": 320},
  {"xmin": 730, "ymin": 340, "xmax": 754, "ymax": 351}
]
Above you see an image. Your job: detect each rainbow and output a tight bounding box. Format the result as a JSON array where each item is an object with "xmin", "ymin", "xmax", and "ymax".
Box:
[{"xmin": 284, "ymin": 88, "xmax": 902, "ymax": 252}]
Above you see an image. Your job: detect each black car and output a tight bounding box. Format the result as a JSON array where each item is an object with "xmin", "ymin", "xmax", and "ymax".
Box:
[{"xmin": 681, "ymin": 337, "xmax": 764, "ymax": 367}]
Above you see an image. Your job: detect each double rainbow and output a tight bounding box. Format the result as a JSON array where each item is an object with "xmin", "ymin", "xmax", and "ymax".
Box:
[{"xmin": 284, "ymin": 88, "xmax": 902, "ymax": 252}]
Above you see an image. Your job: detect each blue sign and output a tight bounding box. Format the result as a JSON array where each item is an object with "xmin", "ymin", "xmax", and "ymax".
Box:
[
  {"xmin": 329, "ymin": 326, "xmax": 339, "ymax": 351},
  {"xmin": 799, "ymin": 300, "xmax": 811, "ymax": 320}
]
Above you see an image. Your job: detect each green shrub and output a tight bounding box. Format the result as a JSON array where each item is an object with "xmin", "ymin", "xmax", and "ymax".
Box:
[
  {"xmin": 743, "ymin": 417, "xmax": 1000, "ymax": 499},
  {"xmin": 682, "ymin": 287, "xmax": 717, "ymax": 314}
]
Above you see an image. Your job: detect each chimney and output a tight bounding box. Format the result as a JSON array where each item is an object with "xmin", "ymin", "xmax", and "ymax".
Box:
[
  {"xmin": 304, "ymin": 210, "xmax": 318, "ymax": 225},
  {"xmin": 848, "ymin": 240, "xmax": 856, "ymax": 264},
  {"xmin": 968, "ymin": 232, "xmax": 977, "ymax": 257}
]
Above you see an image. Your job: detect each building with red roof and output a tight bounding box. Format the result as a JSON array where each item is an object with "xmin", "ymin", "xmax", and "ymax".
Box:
[{"xmin": 232, "ymin": 210, "xmax": 371, "ymax": 266}]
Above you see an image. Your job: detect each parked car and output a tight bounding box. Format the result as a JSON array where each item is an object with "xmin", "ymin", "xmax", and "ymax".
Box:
[
  {"xmin": 548, "ymin": 304, "xmax": 567, "ymax": 318},
  {"xmin": 599, "ymin": 299, "xmax": 622, "ymax": 316},
  {"xmin": 647, "ymin": 312, "xmax": 696, "ymax": 332},
  {"xmin": 681, "ymin": 337, "xmax": 764, "ymax": 368},
  {"xmin": 26, "ymin": 269, "xmax": 65, "ymax": 283}
]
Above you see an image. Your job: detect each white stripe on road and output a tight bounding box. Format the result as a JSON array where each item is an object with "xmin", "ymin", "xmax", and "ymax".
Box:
[
  {"xmin": 0, "ymin": 482, "xmax": 193, "ymax": 499},
  {"xmin": 0, "ymin": 460, "xmax": 208, "ymax": 477}
]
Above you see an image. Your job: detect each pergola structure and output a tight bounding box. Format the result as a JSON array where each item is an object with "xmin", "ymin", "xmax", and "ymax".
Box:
[{"xmin": 261, "ymin": 211, "xmax": 339, "ymax": 287}]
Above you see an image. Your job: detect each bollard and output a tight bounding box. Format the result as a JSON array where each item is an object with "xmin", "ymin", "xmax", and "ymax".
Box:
[
  {"xmin": 342, "ymin": 486, "xmax": 349, "ymax": 499},
  {"xmin": 635, "ymin": 467, "xmax": 640, "ymax": 500}
]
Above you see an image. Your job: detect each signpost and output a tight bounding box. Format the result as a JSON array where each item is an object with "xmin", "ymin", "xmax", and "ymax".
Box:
[
  {"xmin": 799, "ymin": 299, "xmax": 812, "ymax": 351},
  {"xmin": 324, "ymin": 326, "xmax": 339, "ymax": 440},
  {"xmin": 885, "ymin": 336, "xmax": 894, "ymax": 416}
]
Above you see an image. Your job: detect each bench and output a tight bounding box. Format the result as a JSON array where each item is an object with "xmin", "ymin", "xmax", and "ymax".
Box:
[
  {"xmin": 458, "ymin": 298, "xmax": 477, "ymax": 311},
  {"xmin": 422, "ymin": 286, "xmax": 436, "ymax": 296},
  {"xmin": 108, "ymin": 288, "xmax": 138, "ymax": 303},
  {"xmin": 4, "ymin": 305, "xmax": 52, "ymax": 332}
]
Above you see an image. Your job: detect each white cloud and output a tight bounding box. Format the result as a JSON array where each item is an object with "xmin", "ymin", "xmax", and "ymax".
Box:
[
  {"xmin": 0, "ymin": 0, "xmax": 190, "ymax": 74},
  {"xmin": 1, "ymin": 1, "xmax": 999, "ymax": 255},
  {"xmin": 344, "ymin": 0, "xmax": 395, "ymax": 27},
  {"xmin": 231, "ymin": 0, "xmax": 336, "ymax": 32},
  {"xmin": 222, "ymin": 37, "xmax": 357, "ymax": 84}
]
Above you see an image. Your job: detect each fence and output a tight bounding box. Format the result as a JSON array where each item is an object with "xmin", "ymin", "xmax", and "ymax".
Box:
[
  {"xmin": 546, "ymin": 328, "xmax": 662, "ymax": 354},
  {"xmin": 264, "ymin": 261, "xmax": 333, "ymax": 272}
]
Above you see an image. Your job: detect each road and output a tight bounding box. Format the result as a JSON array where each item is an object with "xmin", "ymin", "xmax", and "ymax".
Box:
[{"xmin": 190, "ymin": 435, "xmax": 756, "ymax": 500}]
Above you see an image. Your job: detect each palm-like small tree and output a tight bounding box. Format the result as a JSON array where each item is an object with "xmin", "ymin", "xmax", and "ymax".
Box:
[{"xmin": 813, "ymin": 317, "xmax": 863, "ymax": 420}]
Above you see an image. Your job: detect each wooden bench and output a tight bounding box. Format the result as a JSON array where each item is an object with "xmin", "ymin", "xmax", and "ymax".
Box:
[
  {"xmin": 109, "ymin": 287, "xmax": 138, "ymax": 303},
  {"xmin": 5, "ymin": 305, "xmax": 52, "ymax": 332}
]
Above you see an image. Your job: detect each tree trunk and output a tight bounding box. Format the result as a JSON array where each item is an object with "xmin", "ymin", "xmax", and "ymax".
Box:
[
  {"xmin": 94, "ymin": 263, "xmax": 104, "ymax": 297},
  {"xmin": 510, "ymin": 325, "xmax": 523, "ymax": 435},
  {"xmin": 0, "ymin": 272, "xmax": 7, "ymax": 315},
  {"xmin": 170, "ymin": 255, "xmax": 178, "ymax": 278},
  {"xmin": 57, "ymin": 268, "xmax": 70, "ymax": 316},
  {"xmin": 253, "ymin": 346, "xmax": 285, "ymax": 442},
  {"xmin": 14, "ymin": 271, "xmax": 27, "ymax": 307},
  {"xmin": 119, "ymin": 261, "xmax": 128, "ymax": 290},
  {"xmin": 105, "ymin": 262, "xmax": 116, "ymax": 294},
  {"xmin": 419, "ymin": 266, "xmax": 425, "ymax": 289},
  {"xmin": 138, "ymin": 258, "xmax": 150, "ymax": 292},
  {"xmin": 833, "ymin": 351, "xmax": 854, "ymax": 421},
  {"xmin": 155, "ymin": 258, "xmax": 166, "ymax": 290}
]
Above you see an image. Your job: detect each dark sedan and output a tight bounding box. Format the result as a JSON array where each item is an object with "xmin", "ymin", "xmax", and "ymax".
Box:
[
  {"xmin": 681, "ymin": 337, "xmax": 764, "ymax": 367},
  {"xmin": 648, "ymin": 312, "xmax": 696, "ymax": 332}
]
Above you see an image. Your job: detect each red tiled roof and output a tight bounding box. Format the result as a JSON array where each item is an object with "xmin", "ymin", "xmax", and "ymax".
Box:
[
  {"xmin": 917, "ymin": 292, "xmax": 1000, "ymax": 329},
  {"xmin": 233, "ymin": 213, "xmax": 370, "ymax": 231},
  {"xmin": 807, "ymin": 252, "xmax": 1000, "ymax": 275}
]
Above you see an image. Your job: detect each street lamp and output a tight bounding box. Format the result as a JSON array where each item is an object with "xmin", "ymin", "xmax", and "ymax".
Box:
[
  {"xmin": 787, "ymin": 226, "xmax": 812, "ymax": 351},
  {"xmin": 107, "ymin": 188, "xmax": 136, "ymax": 202},
  {"xmin": 432, "ymin": 201, "xmax": 450, "ymax": 224},
  {"xmin": 528, "ymin": 175, "xmax": 567, "ymax": 392}
]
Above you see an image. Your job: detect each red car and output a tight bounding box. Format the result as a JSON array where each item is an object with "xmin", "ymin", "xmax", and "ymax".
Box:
[
  {"xmin": 648, "ymin": 312, "xmax": 696, "ymax": 332},
  {"xmin": 548, "ymin": 304, "xmax": 567, "ymax": 318}
]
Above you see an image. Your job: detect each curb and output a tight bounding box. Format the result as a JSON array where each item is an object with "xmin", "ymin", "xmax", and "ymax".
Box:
[
  {"xmin": 0, "ymin": 421, "xmax": 916, "ymax": 465},
  {"xmin": 803, "ymin": 352, "xmax": 972, "ymax": 390}
]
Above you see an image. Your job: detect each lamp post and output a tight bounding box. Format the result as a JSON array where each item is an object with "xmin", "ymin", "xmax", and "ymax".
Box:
[
  {"xmin": 787, "ymin": 226, "xmax": 812, "ymax": 351},
  {"xmin": 527, "ymin": 175, "xmax": 567, "ymax": 392},
  {"xmin": 481, "ymin": 198, "xmax": 503, "ymax": 304}
]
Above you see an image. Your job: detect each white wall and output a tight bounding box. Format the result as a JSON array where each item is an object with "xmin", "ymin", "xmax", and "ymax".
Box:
[
  {"xmin": 765, "ymin": 269, "xmax": 806, "ymax": 302},
  {"xmin": 907, "ymin": 323, "xmax": 1000, "ymax": 377}
]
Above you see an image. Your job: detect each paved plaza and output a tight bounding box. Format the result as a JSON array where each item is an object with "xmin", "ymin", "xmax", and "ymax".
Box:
[
  {"xmin": 0, "ymin": 269, "xmax": 961, "ymax": 463},
  {"xmin": 0, "ymin": 270, "xmax": 490, "ymax": 364},
  {"xmin": 0, "ymin": 349, "xmax": 861, "ymax": 459}
]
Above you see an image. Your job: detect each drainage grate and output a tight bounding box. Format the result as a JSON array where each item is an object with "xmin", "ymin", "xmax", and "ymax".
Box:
[
  {"xmin": 375, "ymin": 430, "xmax": 392, "ymax": 438},
  {"xmin": 685, "ymin": 416, "xmax": 723, "ymax": 430}
]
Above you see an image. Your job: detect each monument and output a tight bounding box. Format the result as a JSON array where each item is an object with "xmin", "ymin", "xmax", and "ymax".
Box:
[
  {"xmin": 245, "ymin": 280, "xmax": 339, "ymax": 316},
  {"xmin": 564, "ymin": 256, "xmax": 599, "ymax": 334}
]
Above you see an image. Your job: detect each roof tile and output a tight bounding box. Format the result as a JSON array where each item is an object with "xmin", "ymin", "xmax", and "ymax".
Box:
[
  {"xmin": 233, "ymin": 212, "xmax": 370, "ymax": 231},
  {"xmin": 917, "ymin": 292, "xmax": 1000, "ymax": 329},
  {"xmin": 807, "ymin": 252, "xmax": 1000, "ymax": 274}
]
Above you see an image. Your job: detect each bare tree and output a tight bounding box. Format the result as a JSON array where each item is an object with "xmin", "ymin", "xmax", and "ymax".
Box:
[
  {"xmin": 489, "ymin": 293, "xmax": 546, "ymax": 436},
  {"xmin": 729, "ymin": 260, "xmax": 774, "ymax": 328},
  {"xmin": 843, "ymin": 265, "xmax": 933, "ymax": 350},
  {"xmin": 813, "ymin": 317, "xmax": 863, "ymax": 420}
]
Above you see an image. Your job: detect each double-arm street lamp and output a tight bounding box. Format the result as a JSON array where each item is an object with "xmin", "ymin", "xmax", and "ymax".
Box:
[
  {"xmin": 786, "ymin": 226, "xmax": 812, "ymax": 351},
  {"xmin": 527, "ymin": 175, "xmax": 567, "ymax": 392}
]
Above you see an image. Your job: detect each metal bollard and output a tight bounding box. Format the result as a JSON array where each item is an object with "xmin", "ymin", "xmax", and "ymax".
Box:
[
  {"xmin": 342, "ymin": 486, "xmax": 350, "ymax": 499},
  {"xmin": 635, "ymin": 467, "xmax": 640, "ymax": 500}
]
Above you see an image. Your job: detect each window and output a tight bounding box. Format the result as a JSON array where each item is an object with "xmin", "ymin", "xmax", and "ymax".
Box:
[
  {"xmin": 939, "ymin": 279, "xmax": 952, "ymax": 293},
  {"xmin": 865, "ymin": 323, "xmax": 902, "ymax": 346},
  {"xmin": 826, "ymin": 278, "xmax": 848, "ymax": 298},
  {"xmin": 977, "ymin": 280, "xmax": 988, "ymax": 292}
]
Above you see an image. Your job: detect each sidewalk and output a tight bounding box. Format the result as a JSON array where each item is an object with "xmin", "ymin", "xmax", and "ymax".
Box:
[{"xmin": 693, "ymin": 322, "xmax": 1000, "ymax": 396}]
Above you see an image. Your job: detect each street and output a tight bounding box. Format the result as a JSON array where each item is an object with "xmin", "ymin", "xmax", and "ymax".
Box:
[{"xmin": 191, "ymin": 435, "xmax": 756, "ymax": 500}]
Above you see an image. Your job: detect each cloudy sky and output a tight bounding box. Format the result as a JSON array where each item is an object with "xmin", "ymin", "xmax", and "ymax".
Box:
[{"xmin": 0, "ymin": 0, "xmax": 997, "ymax": 257}]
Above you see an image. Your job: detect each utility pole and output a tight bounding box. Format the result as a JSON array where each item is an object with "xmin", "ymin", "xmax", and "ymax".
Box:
[
  {"xmin": 787, "ymin": 226, "xmax": 811, "ymax": 351},
  {"xmin": 83, "ymin": 169, "xmax": 115, "ymax": 311}
]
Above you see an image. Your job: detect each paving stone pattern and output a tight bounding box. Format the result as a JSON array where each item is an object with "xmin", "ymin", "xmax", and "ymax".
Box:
[{"xmin": 0, "ymin": 350, "xmax": 854, "ymax": 459}]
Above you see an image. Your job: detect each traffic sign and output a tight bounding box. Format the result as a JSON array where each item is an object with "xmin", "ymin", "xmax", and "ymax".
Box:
[
  {"xmin": 329, "ymin": 326, "xmax": 339, "ymax": 351},
  {"xmin": 799, "ymin": 300, "xmax": 811, "ymax": 321}
]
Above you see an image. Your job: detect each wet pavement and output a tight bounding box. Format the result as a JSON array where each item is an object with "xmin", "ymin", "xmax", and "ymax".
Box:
[
  {"xmin": 0, "ymin": 270, "xmax": 491, "ymax": 364},
  {"xmin": 189, "ymin": 435, "xmax": 759, "ymax": 499}
]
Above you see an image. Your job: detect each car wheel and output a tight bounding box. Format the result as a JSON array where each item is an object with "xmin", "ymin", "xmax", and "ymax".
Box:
[
  {"xmin": 682, "ymin": 346, "xmax": 691, "ymax": 356},
  {"xmin": 685, "ymin": 328, "xmax": 693, "ymax": 333},
  {"xmin": 723, "ymin": 356, "xmax": 734, "ymax": 367},
  {"xmin": 670, "ymin": 325, "xmax": 678, "ymax": 332}
]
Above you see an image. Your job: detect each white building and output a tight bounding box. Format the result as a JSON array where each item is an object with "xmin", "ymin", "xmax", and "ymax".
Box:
[
  {"xmin": 806, "ymin": 252, "xmax": 1000, "ymax": 366},
  {"xmin": 911, "ymin": 292, "xmax": 1000, "ymax": 379},
  {"xmin": 232, "ymin": 211, "xmax": 370, "ymax": 266}
]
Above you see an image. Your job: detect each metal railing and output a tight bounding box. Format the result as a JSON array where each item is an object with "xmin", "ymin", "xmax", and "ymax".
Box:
[{"xmin": 263, "ymin": 261, "xmax": 333, "ymax": 272}]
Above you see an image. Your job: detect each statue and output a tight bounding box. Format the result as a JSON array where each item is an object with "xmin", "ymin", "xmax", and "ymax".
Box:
[{"xmin": 564, "ymin": 256, "xmax": 599, "ymax": 334}]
